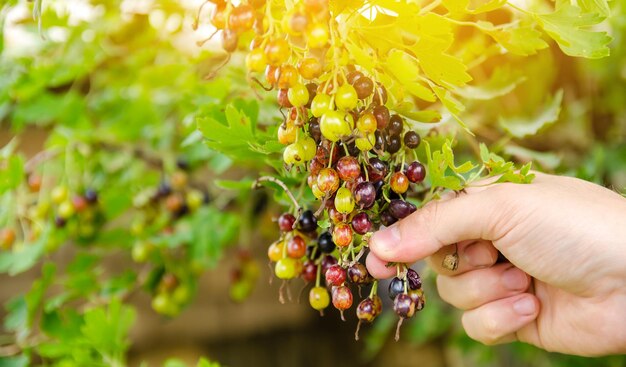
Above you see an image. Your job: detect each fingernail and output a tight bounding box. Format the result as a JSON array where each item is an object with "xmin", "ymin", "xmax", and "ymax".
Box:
[
  {"xmin": 371, "ymin": 225, "xmax": 401, "ymax": 253},
  {"xmin": 463, "ymin": 244, "xmax": 494, "ymax": 267},
  {"xmin": 513, "ymin": 297, "xmax": 536, "ymax": 316},
  {"xmin": 501, "ymin": 267, "xmax": 528, "ymax": 291}
]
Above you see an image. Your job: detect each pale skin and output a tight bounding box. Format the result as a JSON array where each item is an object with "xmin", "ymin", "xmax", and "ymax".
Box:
[{"xmin": 366, "ymin": 173, "xmax": 626, "ymax": 356}]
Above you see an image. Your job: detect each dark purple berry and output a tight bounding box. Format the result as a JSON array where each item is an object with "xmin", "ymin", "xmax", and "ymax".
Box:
[
  {"xmin": 387, "ymin": 135, "xmax": 401, "ymax": 154},
  {"xmin": 318, "ymin": 231, "xmax": 336, "ymax": 253},
  {"xmin": 393, "ymin": 293, "xmax": 415, "ymax": 318},
  {"xmin": 354, "ymin": 182, "xmax": 376, "ymax": 209},
  {"xmin": 298, "ymin": 210, "xmax": 317, "ymax": 232},
  {"xmin": 403, "ymin": 131, "xmax": 421, "ymax": 149},
  {"xmin": 278, "ymin": 213, "xmax": 296, "ymax": 232},
  {"xmin": 406, "ymin": 268, "xmax": 422, "ymax": 290},
  {"xmin": 380, "ymin": 210, "xmax": 397, "ymax": 227},
  {"xmin": 351, "ymin": 212, "xmax": 372, "ymax": 235},
  {"xmin": 406, "ymin": 162, "xmax": 426, "ymax": 183},
  {"xmin": 388, "ymin": 114, "xmax": 403, "ymax": 136},
  {"xmin": 388, "ymin": 277, "xmax": 405, "ymax": 301},
  {"xmin": 347, "ymin": 263, "xmax": 371, "ymax": 284},
  {"xmin": 388, "ymin": 199, "xmax": 416, "ymax": 219}
]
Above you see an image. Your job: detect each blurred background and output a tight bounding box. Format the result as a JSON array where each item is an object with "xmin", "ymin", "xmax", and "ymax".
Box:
[{"xmin": 0, "ymin": 0, "xmax": 625, "ymax": 366}]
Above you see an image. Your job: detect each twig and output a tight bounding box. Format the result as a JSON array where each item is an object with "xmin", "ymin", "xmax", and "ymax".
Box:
[{"xmin": 252, "ymin": 176, "xmax": 302, "ymax": 216}]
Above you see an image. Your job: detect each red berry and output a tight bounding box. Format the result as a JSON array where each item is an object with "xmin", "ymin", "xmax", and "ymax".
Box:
[
  {"xmin": 336, "ymin": 156, "xmax": 361, "ymax": 182},
  {"xmin": 301, "ymin": 260, "xmax": 318, "ymax": 283},
  {"xmin": 325, "ymin": 264, "xmax": 346, "ymax": 286},
  {"xmin": 351, "ymin": 212, "xmax": 372, "ymax": 235},
  {"xmin": 332, "ymin": 223, "xmax": 353, "ymax": 248},
  {"xmin": 287, "ymin": 235, "xmax": 306, "ymax": 258},
  {"xmin": 390, "ymin": 172, "xmax": 409, "ymax": 194},
  {"xmin": 278, "ymin": 213, "xmax": 296, "ymax": 232},
  {"xmin": 332, "ymin": 285, "xmax": 353, "ymax": 311},
  {"xmin": 406, "ymin": 162, "xmax": 426, "ymax": 183}
]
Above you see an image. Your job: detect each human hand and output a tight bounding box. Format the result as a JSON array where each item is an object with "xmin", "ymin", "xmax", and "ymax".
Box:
[{"xmin": 366, "ymin": 173, "xmax": 626, "ymax": 356}]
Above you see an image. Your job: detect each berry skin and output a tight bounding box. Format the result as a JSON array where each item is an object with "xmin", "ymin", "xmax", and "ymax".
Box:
[
  {"xmin": 246, "ymin": 47, "xmax": 267, "ymax": 72},
  {"xmin": 301, "ymin": 260, "xmax": 318, "ymax": 283},
  {"xmin": 308, "ymin": 117, "xmax": 322, "ymax": 142},
  {"xmin": 186, "ymin": 190, "xmax": 204, "ymax": 211},
  {"xmin": 387, "ymin": 135, "xmax": 401, "ymax": 154},
  {"xmin": 407, "ymin": 268, "xmax": 422, "ymax": 290},
  {"xmin": 132, "ymin": 241, "xmax": 152, "ymax": 263},
  {"xmin": 278, "ymin": 213, "xmax": 296, "ymax": 232},
  {"xmin": 325, "ymin": 264, "xmax": 347, "ymax": 286},
  {"xmin": 388, "ymin": 199, "xmax": 417, "ymax": 219},
  {"xmin": 319, "ymin": 111, "xmax": 353, "ymax": 142},
  {"xmin": 317, "ymin": 168, "xmax": 340, "ymax": 194},
  {"xmin": 321, "ymin": 254, "xmax": 338, "ymax": 275},
  {"xmin": 265, "ymin": 65, "xmax": 279, "ymax": 87},
  {"xmin": 210, "ymin": 4, "xmax": 227, "ymax": 29},
  {"xmin": 334, "ymin": 84, "xmax": 358, "ymax": 110},
  {"xmin": 288, "ymin": 83, "xmax": 310, "ymax": 107},
  {"xmin": 404, "ymin": 131, "xmax": 421, "ymax": 149},
  {"xmin": 309, "ymin": 286, "xmax": 330, "ymax": 310},
  {"xmin": 408, "ymin": 288, "xmax": 426, "ymax": 311},
  {"xmin": 347, "ymin": 263, "xmax": 370, "ymax": 284},
  {"xmin": 353, "ymin": 76, "xmax": 374, "ymax": 99},
  {"xmin": 406, "ymin": 161, "xmax": 426, "ymax": 183},
  {"xmin": 388, "ymin": 277, "xmax": 405, "ymax": 301},
  {"xmin": 28, "ymin": 174, "xmax": 42, "ymax": 192},
  {"xmin": 298, "ymin": 210, "xmax": 318, "ymax": 232},
  {"xmin": 390, "ymin": 172, "xmax": 409, "ymax": 194},
  {"xmin": 332, "ymin": 223, "xmax": 353, "ymax": 247},
  {"xmin": 228, "ymin": 4, "xmax": 255, "ymax": 32},
  {"xmin": 277, "ymin": 88, "xmax": 293, "ymax": 108},
  {"xmin": 277, "ymin": 122, "xmax": 297, "ymax": 145},
  {"xmin": 72, "ymin": 195, "xmax": 88, "ymax": 213},
  {"xmin": 393, "ymin": 293, "xmax": 416, "ymax": 318},
  {"xmin": 267, "ymin": 241, "xmax": 284, "ymax": 262},
  {"xmin": 356, "ymin": 112, "xmax": 377, "ymax": 134},
  {"xmin": 287, "ymin": 235, "xmax": 307, "ymax": 258},
  {"xmin": 275, "ymin": 257, "xmax": 299, "ymax": 279},
  {"xmin": 353, "ymin": 182, "xmax": 376, "ymax": 209},
  {"xmin": 221, "ymin": 29, "xmax": 239, "ymax": 53},
  {"xmin": 380, "ymin": 209, "xmax": 397, "ymax": 227},
  {"xmin": 356, "ymin": 298, "xmax": 377, "ymax": 322},
  {"xmin": 58, "ymin": 200, "xmax": 75, "ymax": 219},
  {"xmin": 264, "ymin": 39, "xmax": 290, "ymax": 66},
  {"xmin": 283, "ymin": 142, "xmax": 305, "ymax": 165},
  {"xmin": 277, "ymin": 65, "xmax": 298, "ymax": 89},
  {"xmin": 298, "ymin": 57, "xmax": 323, "ymax": 80},
  {"xmin": 368, "ymin": 158, "xmax": 388, "ymax": 181},
  {"xmin": 311, "ymin": 94, "xmax": 332, "ymax": 117},
  {"xmin": 388, "ymin": 114, "xmax": 404, "ymax": 136},
  {"xmin": 317, "ymin": 231, "xmax": 336, "ymax": 253},
  {"xmin": 332, "ymin": 285, "xmax": 353, "ymax": 311},
  {"xmin": 373, "ymin": 105, "xmax": 390, "ymax": 130},
  {"xmin": 351, "ymin": 212, "xmax": 372, "ymax": 235},
  {"xmin": 334, "ymin": 187, "xmax": 355, "ymax": 214},
  {"xmin": 51, "ymin": 186, "xmax": 69, "ymax": 204},
  {"xmin": 336, "ymin": 156, "xmax": 361, "ymax": 182},
  {"xmin": 306, "ymin": 22, "xmax": 329, "ymax": 48},
  {"xmin": 355, "ymin": 133, "xmax": 375, "ymax": 151},
  {"xmin": 300, "ymin": 137, "xmax": 317, "ymax": 162}
]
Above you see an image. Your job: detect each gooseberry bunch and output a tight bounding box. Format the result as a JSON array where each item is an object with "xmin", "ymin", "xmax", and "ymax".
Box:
[{"xmin": 199, "ymin": 0, "xmax": 431, "ymax": 339}]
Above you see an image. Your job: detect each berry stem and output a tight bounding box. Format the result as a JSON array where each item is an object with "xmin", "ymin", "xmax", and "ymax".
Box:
[{"xmin": 253, "ymin": 176, "xmax": 302, "ymax": 216}]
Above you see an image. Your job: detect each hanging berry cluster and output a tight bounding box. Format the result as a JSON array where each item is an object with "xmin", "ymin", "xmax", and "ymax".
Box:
[{"xmin": 199, "ymin": 0, "xmax": 431, "ymax": 339}]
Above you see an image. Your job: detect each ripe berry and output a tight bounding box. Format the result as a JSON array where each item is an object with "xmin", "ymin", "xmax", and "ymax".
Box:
[
  {"xmin": 301, "ymin": 260, "xmax": 318, "ymax": 282},
  {"xmin": 287, "ymin": 236, "xmax": 307, "ymax": 258},
  {"xmin": 347, "ymin": 263, "xmax": 370, "ymax": 284},
  {"xmin": 353, "ymin": 76, "xmax": 374, "ymax": 99},
  {"xmin": 325, "ymin": 264, "xmax": 347, "ymax": 286},
  {"xmin": 406, "ymin": 162, "xmax": 426, "ymax": 183},
  {"xmin": 390, "ymin": 172, "xmax": 409, "ymax": 194},
  {"xmin": 221, "ymin": 29, "xmax": 239, "ymax": 53},
  {"xmin": 298, "ymin": 57, "xmax": 323, "ymax": 80},
  {"xmin": 334, "ymin": 187, "xmax": 355, "ymax": 214},
  {"xmin": 354, "ymin": 182, "xmax": 376, "ymax": 209},
  {"xmin": 317, "ymin": 168, "xmax": 340, "ymax": 194},
  {"xmin": 332, "ymin": 285, "xmax": 353, "ymax": 311},
  {"xmin": 276, "ymin": 65, "xmax": 298, "ymax": 89},
  {"xmin": 278, "ymin": 213, "xmax": 296, "ymax": 232},
  {"xmin": 407, "ymin": 268, "xmax": 422, "ymax": 290},
  {"xmin": 388, "ymin": 114, "xmax": 404, "ymax": 136},
  {"xmin": 210, "ymin": 4, "xmax": 227, "ymax": 29},
  {"xmin": 380, "ymin": 209, "xmax": 396, "ymax": 226},
  {"xmin": 387, "ymin": 135, "xmax": 401, "ymax": 154},
  {"xmin": 228, "ymin": 4, "xmax": 255, "ymax": 33},
  {"xmin": 298, "ymin": 209, "xmax": 318, "ymax": 232},
  {"xmin": 286, "ymin": 11, "xmax": 308, "ymax": 34},
  {"xmin": 71, "ymin": 195, "xmax": 88, "ymax": 213},
  {"xmin": 27, "ymin": 174, "xmax": 42, "ymax": 192},
  {"xmin": 84, "ymin": 189, "xmax": 98, "ymax": 204},
  {"xmin": 309, "ymin": 286, "xmax": 330, "ymax": 310},
  {"xmin": 321, "ymin": 254, "xmax": 338, "ymax": 275},
  {"xmin": 351, "ymin": 212, "xmax": 372, "ymax": 235},
  {"xmin": 336, "ymin": 156, "xmax": 361, "ymax": 182},
  {"xmin": 308, "ymin": 117, "xmax": 322, "ymax": 142},
  {"xmin": 356, "ymin": 298, "xmax": 377, "ymax": 323},
  {"xmin": 265, "ymin": 65, "xmax": 279, "ymax": 87},
  {"xmin": 317, "ymin": 231, "xmax": 336, "ymax": 253},
  {"xmin": 267, "ymin": 241, "xmax": 284, "ymax": 262},
  {"xmin": 388, "ymin": 277, "xmax": 405, "ymax": 301},
  {"xmin": 404, "ymin": 131, "xmax": 421, "ymax": 149},
  {"xmin": 368, "ymin": 158, "xmax": 388, "ymax": 181},
  {"xmin": 372, "ymin": 83, "xmax": 388, "ymax": 105},
  {"xmin": 277, "ymin": 88, "xmax": 293, "ymax": 108},
  {"xmin": 388, "ymin": 199, "xmax": 416, "ymax": 219},
  {"xmin": 275, "ymin": 257, "xmax": 299, "ymax": 279},
  {"xmin": 334, "ymin": 84, "xmax": 358, "ymax": 110},
  {"xmin": 332, "ymin": 223, "xmax": 353, "ymax": 247},
  {"xmin": 394, "ymin": 293, "xmax": 416, "ymax": 319},
  {"xmin": 408, "ymin": 288, "xmax": 426, "ymax": 311}
]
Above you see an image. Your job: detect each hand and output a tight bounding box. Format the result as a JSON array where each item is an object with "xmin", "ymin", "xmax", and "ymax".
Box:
[{"xmin": 366, "ymin": 173, "xmax": 626, "ymax": 356}]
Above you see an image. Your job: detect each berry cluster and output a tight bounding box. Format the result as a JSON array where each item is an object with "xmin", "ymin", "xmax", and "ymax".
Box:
[{"xmin": 199, "ymin": 0, "xmax": 430, "ymax": 339}]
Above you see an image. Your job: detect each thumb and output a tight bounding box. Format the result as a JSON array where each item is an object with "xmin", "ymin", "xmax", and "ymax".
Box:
[{"xmin": 369, "ymin": 186, "xmax": 514, "ymax": 263}]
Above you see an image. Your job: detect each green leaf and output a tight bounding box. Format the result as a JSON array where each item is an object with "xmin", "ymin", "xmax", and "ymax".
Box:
[
  {"xmin": 189, "ymin": 207, "xmax": 238, "ymax": 268},
  {"xmin": 0, "ymin": 225, "xmax": 50, "ymax": 275},
  {"xmin": 81, "ymin": 299, "xmax": 136, "ymax": 361},
  {"xmin": 214, "ymin": 179, "xmax": 255, "ymax": 191},
  {"xmin": 454, "ymin": 67, "xmax": 526, "ymax": 100},
  {"xmin": 504, "ymin": 145, "xmax": 562, "ymax": 170},
  {"xmin": 499, "ymin": 89, "xmax": 563, "ymax": 138},
  {"xmin": 535, "ymin": 1, "xmax": 611, "ymax": 59},
  {"xmin": 0, "ymin": 355, "xmax": 29, "ymax": 367},
  {"xmin": 0, "ymin": 155, "xmax": 24, "ymax": 194},
  {"xmin": 578, "ymin": 0, "xmax": 610, "ymax": 17}
]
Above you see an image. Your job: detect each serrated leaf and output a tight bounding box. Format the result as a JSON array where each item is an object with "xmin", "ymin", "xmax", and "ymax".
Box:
[
  {"xmin": 81, "ymin": 299, "xmax": 135, "ymax": 360},
  {"xmin": 578, "ymin": 0, "xmax": 610, "ymax": 17},
  {"xmin": 535, "ymin": 1, "xmax": 611, "ymax": 59},
  {"xmin": 455, "ymin": 67, "xmax": 526, "ymax": 100},
  {"xmin": 431, "ymin": 85, "xmax": 471, "ymax": 133},
  {"xmin": 499, "ymin": 90, "xmax": 563, "ymax": 138},
  {"xmin": 488, "ymin": 23, "xmax": 549, "ymax": 56}
]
